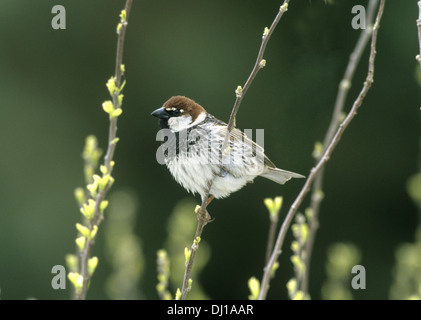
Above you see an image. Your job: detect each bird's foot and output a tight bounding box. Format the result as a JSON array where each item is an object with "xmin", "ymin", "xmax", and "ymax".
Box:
[{"xmin": 195, "ymin": 205, "xmax": 213, "ymax": 223}]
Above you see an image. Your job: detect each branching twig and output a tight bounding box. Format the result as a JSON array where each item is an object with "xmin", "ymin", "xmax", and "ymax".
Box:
[
  {"xmin": 300, "ymin": 0, "xmax": 379, "ymax": 296},
  {"xmin": 417, "ymin": 1, "xmax": 421, "ymax": 67},
  {"xmin": 179, "ymin": 1, "xmax": 291, "ymax": 300},
  {"xmin": 73, "ymin": 0, "xmax": 133, "ymax": 300},
  {"xmin": 222, "ymin": 1, "xmax": 290, "ymax": 152},
  {"xmin": 258, "ymin": 0, "xmax": 385, "ymax": 300}
]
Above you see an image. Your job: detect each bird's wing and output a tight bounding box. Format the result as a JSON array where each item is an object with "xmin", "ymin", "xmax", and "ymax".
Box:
[
  {"xmin": 229, "ymin": 127, "xmax": 276, "ymax": 168},
  {"xmin": 212, "ymin": 126, "xmax": 270, "ymax": 178}
]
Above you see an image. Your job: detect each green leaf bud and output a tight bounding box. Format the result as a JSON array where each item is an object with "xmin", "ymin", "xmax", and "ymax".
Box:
[
  {"xmin": 248, "ymin": 277, "xmax": 260, "ymax": 300},
  {"xmin": 65, "ymin": 254, "xmax": 78, "ymax": 272},
  {"xmin": 100, "ymin": 200, "xmax": 109, "ymax": 213},
  {"xmin": 184, "ymin": 247, "xmax": 191, "ymax": 264},
  {"xmin": 74, "ymin": 187, "xmax": 86, "ymax": 207},
  {"xmin": 235, "ymin": 85, "xmax": 243, "ymax": 98},
  {"xmin": 111, "ymin": 108, "xmax": 123, "ymax": 118},
  {"xmin": 88, "ymin": 256, "xmax": 99, "ymax": 276},
  {"xmin": 106, "ymin": 77, "xmax": 117, "ymax": 96},
  {"xmin": 175, "ymin": 288, "xmax": 181, "ymax": 300},
  {"xmin": 75, "ymin": 236, "xmax": 86, "ymax": 250},
  {"xmin": 102, "ymin": 100, "xmax": 114, "ymax": 114},
  {"xmin": 68, "ymin": 272, "xmax": 83, "ymax": 292},
  {"xmin": 76, "ymin": 223, "xmax": 91, "ymax": 238},
  {"xmin": 262, "ymin": 27, "xmax": 269, "ymax": 38}
]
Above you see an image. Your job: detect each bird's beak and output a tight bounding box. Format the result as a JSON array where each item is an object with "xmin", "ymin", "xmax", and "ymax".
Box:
[{"xmin": 151, "ymin": 107, "xmax": 170, "ymax": 120}]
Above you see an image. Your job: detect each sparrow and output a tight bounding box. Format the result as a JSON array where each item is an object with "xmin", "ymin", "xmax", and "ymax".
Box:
[{"xmin": 151, "ymin": 96, "xmax": 304, "ymax": 204}]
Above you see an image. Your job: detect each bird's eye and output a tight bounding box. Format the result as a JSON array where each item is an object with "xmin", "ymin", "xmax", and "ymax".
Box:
[{"xmin": 165, "ymin": 108, "xmax": 182, "ymax": 117}]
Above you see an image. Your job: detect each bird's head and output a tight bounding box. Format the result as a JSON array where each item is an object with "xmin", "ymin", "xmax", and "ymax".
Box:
[{"xmin": 151, "ymin": 96, "xmax": 206, "ymax": 132}]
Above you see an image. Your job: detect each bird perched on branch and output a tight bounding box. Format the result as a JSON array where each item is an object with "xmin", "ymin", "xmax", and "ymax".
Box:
[{"xmin": 151, "ymin": 96, "xmax": 303, "ymax": 204}]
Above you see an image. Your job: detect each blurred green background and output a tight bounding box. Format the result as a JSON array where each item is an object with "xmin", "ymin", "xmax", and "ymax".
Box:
[{"xmin": 0, "ymin": 0, "xmax": 420, "ymax": 300}]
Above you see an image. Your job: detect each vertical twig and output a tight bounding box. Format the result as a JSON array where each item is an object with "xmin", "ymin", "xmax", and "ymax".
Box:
[
  {"xmin": 417, "ymin": 1, "xmax": 421, "ymax": 67},
  {"xmin": 258, "ymin": 0, "xmax": 385, "ymax": 300},
  {"xmin": 300, "ymin": 0, "xmax": 379, "ymax": 296},
  {"xmin": 74, "ymin": 0, "xmax": 133, "ymax": 300},
  {"xmin": 222, "ymin": 1, "xmax": 290, "ymax": 152},
  {"xmin": 265, "ymin": 213, "xmax": 279, "ymax": 265},
  {"xmin": 180, "ymin": 189, "xmax": 212, "ymax": 300},
  {"xmin": 179, "ymin": 1, "xmax": 291, "ymax": 300}
]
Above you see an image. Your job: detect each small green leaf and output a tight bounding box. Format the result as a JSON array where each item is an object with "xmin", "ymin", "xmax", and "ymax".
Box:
[
  {"xmin": 312, "ymin": 141, "xmax": 324, "ymax": 160},
  {"xmin": 65, "ymin": 254, "xmax": 78, "ymax": 272},
  {"xmin": 111, "ymin": 108, "xmax": 123, "ymax": 118},
  {"xmin": 175, "ymin": 288, "xmax": 181, "ymax": 300},
  {"xmin": 264, "ymin": 196, "xmax": 283, "ymax": 220},
  {"xmin": 235, "ymin": 85, "xmax": 243, "ymax": 98},
  {"xmin": 102, "ymin": 100, "xmax": 114, "ymax": 114},
  {"xmin": 280, "ymin": 2, "xmax": 288, "ymax": 11},
  {"xmin": 291, "ymin": 240, "xmax": 300, "ymax": 253},
  {"xmin": 68, "ymin": 272, "xmax": 84, "ymax": 292},
  {"xmin": 273, "ymin": 196, "xmax": 283, "ymax": 214},
  {"xmin": 264, "ymin": 198, "xmax": 273, "ymax": 212},
  {"xmin": 305, "ymin": 207, "xmax": 314, "ymax": 220},
  {"xmin": 286, "ymin": 278, "xmax": 297, "ymax": 295},
  {"xmin": 262, "ymin": 27, "xmax": 269, "ymax": 38},
  {"xmin": 90, "ymin": 225, "xmax": 98, "ymax": 240},
  {"xmin": 106, "ymin": 77, "xmax": 117, "ymax": 96},
  {"xmin": 292, "ymin": 290, "xmax": 304, "ymax": 300},
  {"xmin": 188, "ymin": 278, "xmax": 193, "ymax": 291},
  {"xmin": 76, "ymin": 223, "xmax": 91, "ymax": 238},
  {"xmin": 74, "ymin": 188, "xmax": 86, "ymax": 206},
  {"xmin": 100, "ymin": 200, "xmax": 109, "ymax": 213},
  {"xmin": 86, "ymin": 181, "xmax": 98, "ymax": 198},
  {"xmin": 270, "ymin": 261, "xmax": 279, "ymax": 277},
  {"xmin": 120, "ymin": 10, "xmax": 127, "ymax": 22},
  {"xmin": 108, "ymin": 176, "xmax": 115, "ymax": 188},
  {"xmin": 119, "ymin": 80, "xmax": 126, "ymax": 92},
  {"xmin": 407, "ymin": 173, "xmax": 421, "ymax": 205},
  {"xmin": 98, "ymin": 174, "xmax": 110, "ymax": 191},
  {"xmin": 75, "ymin": 236, "xmax": 86, "ymax": 250},
  {"xmin": 248, "ymin": 277, "xmax": 260, "ymax": 300},
  {"xmin": 118, "ymin": 94, "xmax": 124, "ymax": 106},
  {"xmin": 291, "ymin": 255, "xmax": 306, "ymax": 276},
  {"xmin": 88, "ymin": 256, "xmax": 99, "ymax": 276},
  {"xmin": 184, "ymin": 247, "xmax": 191, "ymax": 264},
  {"xmin": 80, "ymin": 199, "xmax": 96, "ymax": 220}
]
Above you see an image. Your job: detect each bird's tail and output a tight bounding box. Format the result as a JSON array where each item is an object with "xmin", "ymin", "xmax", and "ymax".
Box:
[{"xmin": 261, "ymin": 167, "xmax": 305, "ymax": 185}]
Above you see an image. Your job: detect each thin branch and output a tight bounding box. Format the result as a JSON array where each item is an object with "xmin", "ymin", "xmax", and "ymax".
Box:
[
  {"xmin": 179, "ymin": 1, "xmax": 291, "ymax": 300},
  {"xmin": 417, "ymin": 1, "xmax": 421, "ymax": 67},
  {"xmin": 180, "ymin": 189, "xmax": 212, "ymax": 300},
  {"xmin": 74, "ymin": 0, "xmax": 133, "ymax": 300},
  {"xmin": 265, "ymin": 213, "xmax": 279, "ymax": 265},
  {"xmin": 222, "ymin": 1, "xmax": 290, "ymax": 151},
  {"xmin": 300, "ymin": 0, "xmax": 379, "ymax": 296},
  {"xmin": 258, "ymin": 0, "xmax": 385, "ymax": 300}
]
